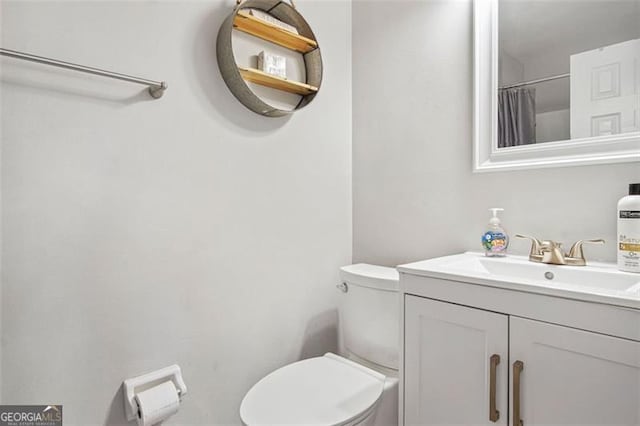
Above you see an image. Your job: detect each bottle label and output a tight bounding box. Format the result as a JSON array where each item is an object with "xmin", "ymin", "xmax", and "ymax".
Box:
[
  {"xmin": 482, "ymin": 231, "xmax": 507, "ymax": 253},
  {"xmin": 620, "ymin": 210, "xmax": 640, "ymax": 219},
  {"xmin": 620, "ymin": 243, "xmax": 640, "ymax": 251},
  {"xmin": 618, "ymin": 211, "xmax": 640, "ymax": 271}
]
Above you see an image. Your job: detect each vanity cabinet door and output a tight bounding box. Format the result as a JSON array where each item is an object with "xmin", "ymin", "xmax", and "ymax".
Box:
[
  {"xmin": 404, "ymin": 296, "xmax": 508, "ymax": 426},
  {"xmin": 510, "ymin": 317, "xmax": 640, "ymax": 426}
]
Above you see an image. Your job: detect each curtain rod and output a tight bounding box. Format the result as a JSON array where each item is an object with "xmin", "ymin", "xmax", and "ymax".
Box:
[
  {"xmin": 499, "ymin": 73, "xmax": 570, "ymax": 90},
  {"xmin": 0, "ymin": 48, "xmax": 167, "ymax": 99}
]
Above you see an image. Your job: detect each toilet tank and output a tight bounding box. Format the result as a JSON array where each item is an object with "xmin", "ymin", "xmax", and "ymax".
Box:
[{"xmin": 338, "ymin": 264, "xmax": 399, "ymax": 370}]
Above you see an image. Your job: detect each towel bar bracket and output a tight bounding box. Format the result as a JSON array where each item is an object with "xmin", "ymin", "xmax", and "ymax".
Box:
[{"xmin": 149, "ymin": 81, "xmax": 168, "ymax": 99}]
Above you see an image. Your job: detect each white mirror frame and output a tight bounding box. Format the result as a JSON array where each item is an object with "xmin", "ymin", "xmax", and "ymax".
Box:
[{"xmin": 473, "ymin": 0, "xmax": 640, "ymax": 172}]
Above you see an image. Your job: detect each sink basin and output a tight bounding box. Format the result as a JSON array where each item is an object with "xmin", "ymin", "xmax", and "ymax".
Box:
[
  {"xmin": 398, "ymin": 252, "xmax": 640, "ymax": 307},
  {"xmin": 478, "ymin": 257, "xmax": 640, "ymax": 293}
]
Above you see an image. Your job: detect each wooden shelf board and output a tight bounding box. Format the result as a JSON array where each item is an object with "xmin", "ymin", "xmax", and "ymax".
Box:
[
  {"xmin": 233, "ymin": 10, "xmax": 318, "ymax": 54},
  {"xmin": 238, "ymin": 67, "xmax": 318, "ymax": 95}
]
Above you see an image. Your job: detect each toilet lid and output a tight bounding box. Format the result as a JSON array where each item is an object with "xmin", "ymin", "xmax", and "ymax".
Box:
[{"xmin": 240, "ymin": 353, "xmax": 385, "ymax": 426}]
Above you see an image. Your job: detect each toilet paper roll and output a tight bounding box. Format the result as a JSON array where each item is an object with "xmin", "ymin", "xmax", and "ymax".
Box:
[{"xmin": 135, "ymin": 380, "xmax": 180, "ymax": 426}]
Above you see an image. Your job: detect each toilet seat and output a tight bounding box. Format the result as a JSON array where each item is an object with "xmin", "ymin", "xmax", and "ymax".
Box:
[{"xmin": 240, "ymin": 353, "xmax": 386, "ymax": 426}]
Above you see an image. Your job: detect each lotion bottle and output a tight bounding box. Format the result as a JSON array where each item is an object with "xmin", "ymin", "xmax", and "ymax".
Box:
[
  {"xmin": 618, "ymin": 183, "xmax": 640, "ymax": 273},
  {"xmin": 482, "ymin": 208, "xmax": 509, "ymax": 257}
]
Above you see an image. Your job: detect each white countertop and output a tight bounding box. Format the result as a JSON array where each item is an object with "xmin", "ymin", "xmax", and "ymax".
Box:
[{"xmin": 398, "ymin": 252, "xmax": 640, "ymax": 310}]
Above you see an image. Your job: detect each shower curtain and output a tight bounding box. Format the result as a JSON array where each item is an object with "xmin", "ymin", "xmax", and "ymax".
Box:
[{"xmin": 498, "ymin": 88, "xmax": 536, "ymax": 148}]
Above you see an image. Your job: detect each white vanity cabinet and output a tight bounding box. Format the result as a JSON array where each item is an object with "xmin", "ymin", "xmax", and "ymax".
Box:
[
  {"xmin": 509, "ymin": 317, "xmax": 640, "ymax": 425},
  {"xmin": 404, "ymin": 296, "xmax": 508, "ymax": 426},
  {"xmin": 400, "ymin": 268, "xmax": 640, "ymax": 426}
]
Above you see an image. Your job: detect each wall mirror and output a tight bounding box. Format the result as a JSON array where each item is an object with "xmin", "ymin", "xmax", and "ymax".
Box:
[{"xmin": 473, "ymin": 0, "xmax": 640, "ymax": 172}]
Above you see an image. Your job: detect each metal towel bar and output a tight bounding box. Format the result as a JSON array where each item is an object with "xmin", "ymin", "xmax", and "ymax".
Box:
[{"xmin": 0, "ymin": 48, "xmax": 167, "ymax": 99}]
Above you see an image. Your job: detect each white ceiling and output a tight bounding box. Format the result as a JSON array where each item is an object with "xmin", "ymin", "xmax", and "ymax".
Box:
[
  {"xmin": 499, "ymin": 0, "xmax": 640, "ymax": 112},
  {"xmin": 499, "ymin": 0, "xmax": 640, "ymax": 65}
]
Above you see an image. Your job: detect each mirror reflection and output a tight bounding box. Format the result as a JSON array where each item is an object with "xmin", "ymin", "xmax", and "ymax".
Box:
[{"xmin": 498, "ymin": 0, "xmax": 640, "ymax": 148}]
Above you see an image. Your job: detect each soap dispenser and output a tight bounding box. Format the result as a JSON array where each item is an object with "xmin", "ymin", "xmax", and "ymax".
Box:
[{"xmin": 482, "ymin": 208, "xmax": 509, "ymax": 257}]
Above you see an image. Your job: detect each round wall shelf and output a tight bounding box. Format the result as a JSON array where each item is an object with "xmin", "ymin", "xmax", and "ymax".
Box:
[{"xmin": 217, "ymin": 0, "xmax": 323, "ymax": 117}]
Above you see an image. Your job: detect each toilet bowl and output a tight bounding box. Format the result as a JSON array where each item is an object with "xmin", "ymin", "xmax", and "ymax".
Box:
[
  {"xmin": 240, "ymin": 264, "xmax": 399, "ymax": 426},
  {"xmin": 240, "ymin": 353, "xmax": 395, "ymax": 426}
]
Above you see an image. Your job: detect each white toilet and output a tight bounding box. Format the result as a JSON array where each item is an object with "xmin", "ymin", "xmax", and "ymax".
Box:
[{"xmin": 240, "ymin": 264, "xmax": 400, "ymax": 426}]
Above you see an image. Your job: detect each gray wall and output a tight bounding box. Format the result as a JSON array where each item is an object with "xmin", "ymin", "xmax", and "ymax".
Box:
[
  {"xmin": 352, "ymin": 0, "xmax": 639, "ymax": 266},
  {"xmin": 0, "ymin": 1, "xmax": 351, "ymax": 424}
]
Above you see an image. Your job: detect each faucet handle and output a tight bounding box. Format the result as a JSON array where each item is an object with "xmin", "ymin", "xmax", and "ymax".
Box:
[
  {"xmin": 566, "ymin": 239, "xmax": 605, "ymax": 265},
  {"xmin": 516, "ymin": 234, "xmax": 543, "ymax": 256}
]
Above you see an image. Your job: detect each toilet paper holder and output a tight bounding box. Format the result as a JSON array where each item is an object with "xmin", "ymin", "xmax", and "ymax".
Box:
[{"xmin": 123, "ymin": 364, "xmax": 187, "ymax": 422}]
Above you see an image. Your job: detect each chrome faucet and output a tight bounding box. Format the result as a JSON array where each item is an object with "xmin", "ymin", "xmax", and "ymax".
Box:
[{"xmin": 516, "ymin": 235, "xmax": 605, "ymax": 266}]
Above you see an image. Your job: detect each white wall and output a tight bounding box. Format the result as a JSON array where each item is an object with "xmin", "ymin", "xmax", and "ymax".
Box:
[
  {"xmin": 536, "ymin": 109, "xmax": 569, "ymax": 143},
  {"xmin": 520, "ymin": 50, "xmax": 570, "ymax": 113},
  {"xmin": 0, "ymin": 1, "xmax": 351, "ymax": 424},
  {"xmin": 353, "ymin": 0, "xmax": 639, "ymax": 266},
  {"xmin": 498, "ymin": 49, "xmax": 523, "ymax": 86}
]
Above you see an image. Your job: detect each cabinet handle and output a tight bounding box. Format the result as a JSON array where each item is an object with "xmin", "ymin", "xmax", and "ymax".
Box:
[
  {"xmin": 489, "ymin": 354, "xmax": 500, "ymax": 422},
  {"xmin": 513, "ymin": 360, "xmax": 524, "ymax": 426}
]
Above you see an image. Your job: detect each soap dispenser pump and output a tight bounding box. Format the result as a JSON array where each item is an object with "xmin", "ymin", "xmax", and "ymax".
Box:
[{"xmin": 482, "ymin": 208, "xmax": 509, "ymax": 257}]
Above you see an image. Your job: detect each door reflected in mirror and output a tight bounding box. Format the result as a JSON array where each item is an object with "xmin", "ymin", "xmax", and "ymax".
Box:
[{"xmin": 498, "ymin": 0, "xmax": 640, "ymax": 149}]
